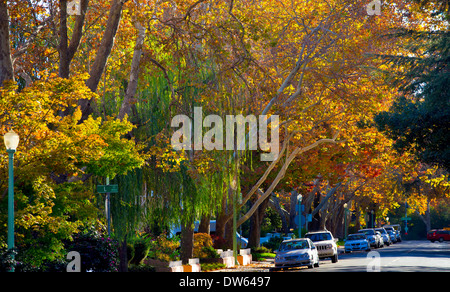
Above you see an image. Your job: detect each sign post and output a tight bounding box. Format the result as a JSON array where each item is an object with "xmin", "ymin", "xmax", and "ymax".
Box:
[{"xmin": 97, "ymin": 178, "xmax": 118, "ymax": 237}]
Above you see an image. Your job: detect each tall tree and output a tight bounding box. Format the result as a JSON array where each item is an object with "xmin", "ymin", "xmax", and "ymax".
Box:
[{"xmin": 375, "ymin": 1, "xmax": 450, "ymax": 171}]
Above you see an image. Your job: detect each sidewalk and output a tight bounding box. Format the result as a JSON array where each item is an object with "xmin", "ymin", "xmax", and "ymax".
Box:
[{"xmin": 210, "ymin": 259, "xmax": 274, "ymax": 272}]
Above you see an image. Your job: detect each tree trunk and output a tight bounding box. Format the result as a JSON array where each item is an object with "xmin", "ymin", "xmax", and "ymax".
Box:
[
  {"xmin": 80, "ymin": 0, "xmax": 127, "ymax": 120},
  {"xmin": 289, "ymin": 190, "xmax": 298, "ymax": 230},
  {"xmin": 59, "ymin": 0, "xmax": 89, "ymax": 78},
  {"xmin": 416, "ymin": 199, "xmax": 432, "ymax": 232},
  {"xmin": 180, "ymin": 222, "xmax": 194, "ymax": 264},
  {"xmin": 118, "ymin": 22, "xmax": 145, "ymax": 122},
  {"xmin": 118, "ymin": 237, "xmax": 128, "ymax": 272},
  {"xmin": 0, "ymin": 0, "xmax": 14, "ymax": 85},
  {"xmin": 248, "ymin": 194, "xmax": 271, "ymax": 248},
  {"xmin": 198, "ymin": 214, "xmax": 211, "ymax": 234},
  {"xmin": 237, "ymin": 134, "xmax": 339, "ymax": 228},
  {"xmin": 269, "ymin": 195, "xmax": 289, "ymax": 234}
]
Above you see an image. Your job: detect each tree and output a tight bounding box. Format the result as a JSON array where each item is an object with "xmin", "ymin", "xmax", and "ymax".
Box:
[
  {"xmin": 0, "ymin": 75, "xmax": 143, "ymax": 265},
  {"xmin": 374, "ymin": 1, "xmax": 450, "ymax": 171}
]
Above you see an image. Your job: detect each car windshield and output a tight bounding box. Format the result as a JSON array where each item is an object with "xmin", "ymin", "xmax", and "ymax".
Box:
[
  {"xmin": 348, "ymin": 234, "xmax": 365, "ymax": 240},
  {"xmin": 279, "ymin": 240, "xmax": 309, "ymax": 251},
  {"xmin": 305, "ymin": 232, "xmax": 332, "ymax": 242},
  {"xmin": 375, "ymin": 229, "xmax": 387, "ymax": 234},
  {"xmin": 359, "ymin": 229, "xmax": 375, "ymax": 235}
]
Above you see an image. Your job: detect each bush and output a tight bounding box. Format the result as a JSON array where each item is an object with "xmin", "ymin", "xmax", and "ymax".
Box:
[
  {"xmin": 252, "ymin": 246, "xmax": 271, "ymax": 254},
  {"xmin": 193, "ymin": 233, "xmax": 216, "ymax": 259},
  {"xmin": 129, "ymin": 234, "xmax": 151, "ymax": 265},
  {"xmin": 128, "ymin": 264, "xmax": 156, "ymax": 272},
  {"xmin": 147, "ymin": 234, "xmax": 180, "ymax": 262},
  {"xmin": 211, "ymin": 235, "xmax": 227, "ymax": 250},
  {"xmin": 201, "ymin": 263, "xmax": 226, "ymax": 271},
  {"xmin": 65, "ymin": 230, "xmax": 119, "ymax": 272}
]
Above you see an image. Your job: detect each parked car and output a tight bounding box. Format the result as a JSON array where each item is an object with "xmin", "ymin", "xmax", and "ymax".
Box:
[
  {"xmin": 358, "ymin": 228, "xmax": 382, "ymax": 248},
  {"xmin": 386, "ymin": 229, "xmax": 397, "ymax": 243},
  {"xmin": 383, "ymin": 226, "xmax": 399, "ymax": 243},
  {"xmin": 344, "ymin": 233, "xmax": 371, "ymax": 253},
  {"xmin": 427, "ymin": 229, "xmax": 450, "ymax": 242},
  {"xmin": 383, "ymin": 224, "xmax": 402, "ymax": 242},
  {"xmin": 375, "ymin": 228, "xmax": 391, "ymax": 246},
  {"xmin": 305, "ymin": 230, "xmax": 338, "ymax": 263},
  {"xmin": 273, "ymin": 238, "xmax": 319, "ymax": 270},
  {"xmin": 375, "ymin": 231, "xmax": 384, "ymax": 247}
]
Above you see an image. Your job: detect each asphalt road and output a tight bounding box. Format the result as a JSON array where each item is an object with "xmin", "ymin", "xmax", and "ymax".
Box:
[{"xmin": 283, "ymin": 240, "xmax": 450, "ymax": 272}]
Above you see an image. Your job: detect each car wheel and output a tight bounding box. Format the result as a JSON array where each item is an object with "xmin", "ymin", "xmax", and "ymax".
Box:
[
  {"xmin": 331, "ymin": 254, "xmax": 338, "ymax": 263},
  {"xmin": 439, "ymin": 237, "xmax": 444, "ymax": 243}
]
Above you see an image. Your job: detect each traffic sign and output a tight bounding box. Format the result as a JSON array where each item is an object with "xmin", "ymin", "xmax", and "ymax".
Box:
[
  {"xmin": 97, "ymin": 184, "xmax": 119, "ymax": 193},
  {"xmin": 401, "ymin": 217, "xmax": 412, "ymax": 221}
]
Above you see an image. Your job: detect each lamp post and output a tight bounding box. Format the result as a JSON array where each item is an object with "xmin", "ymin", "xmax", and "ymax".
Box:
[
  {"xmin": 4, "ymin": 130, "xmax": 19, "ymax": 272},
  {"xmin": 298, "ymin": 194, "xmax": 303, "ymax": 238},
  {"xmin": 343, "ymin": 203, "xmax": 348, "ymax": 239}
]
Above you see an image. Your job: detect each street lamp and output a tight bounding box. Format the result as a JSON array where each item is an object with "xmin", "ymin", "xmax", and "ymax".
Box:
[
  {"xmin": 298, "ymin": 194, "xmax": 303, "ymax": 238},
  {"xmin": 4, "ymin": 129, "xmax": 19, "ymax": 272},
  {"xmin": 343, "ymin": 203, "xmax": 349, "ymax": 239}
]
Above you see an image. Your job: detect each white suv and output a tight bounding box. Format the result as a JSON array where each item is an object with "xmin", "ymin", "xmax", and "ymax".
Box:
[{"xmin": 305, "ymin": 231, "xmax": 338, "ymax": 263}]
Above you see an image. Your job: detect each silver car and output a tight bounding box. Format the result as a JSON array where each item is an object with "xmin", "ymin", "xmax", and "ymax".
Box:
[
  {"xmin": 375, "ymin": 228, "xmax": 391, "ymax": 246},
  {"xmin": 273, "ymin": 238, "xmax": 320, "ymax": 270},
  {"xmin": 359, "ymin": 228, "xmax": 382, "ymax": 248}
]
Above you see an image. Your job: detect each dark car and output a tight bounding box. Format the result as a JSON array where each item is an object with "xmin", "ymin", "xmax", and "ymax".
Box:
[{"xmin": 427, "ymin": 229, "xmax": 450, "ymax": 242}]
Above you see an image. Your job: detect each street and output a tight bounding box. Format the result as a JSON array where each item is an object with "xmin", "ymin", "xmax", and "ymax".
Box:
[{"xmin": 279, "ymin": 240, "xmax": 450, "ymax": 272}]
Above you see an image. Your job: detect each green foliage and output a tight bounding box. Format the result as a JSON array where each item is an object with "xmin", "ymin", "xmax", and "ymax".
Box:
[
  {"xmin": 147, "ymin": 234, "xmax": 180, "ymax": 262},
  {"xmin": 375, "ymin": 30, "xmax": 450, "ymax": 170},
  {"xmin": 128, "ymin": 263, "xmax": 156, "ymax": 272},
  {"xmin": 0, "ymin": 75, "xmax": 145, "ymax": 265},
  {"xmin": 86, "ymin": 116, "xmax": 144, "ymax": 179},
  {"xmin": 128, "ymin": 233, "xmax": 152, "ymax": 265},
  {"xmin": 200, "ymin": 262, "xmax": 226, "ymax": 271}
]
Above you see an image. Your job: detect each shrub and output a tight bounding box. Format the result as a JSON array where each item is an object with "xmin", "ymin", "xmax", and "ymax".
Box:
[
  {"xmin": 193, "ymin": 233, "xmax": 215, "ymax": 258},
  {"xmin": 128, "ymin": 264, "xmax": 156, "ymax": 272},
  {"xmin": 147, "ymin": 234, "xmax": 180, "ymax": 262},
  {"xmin": 65, "ymin": 230, "xmax": 119, "ymax": 272},
  {"xmin": 201, "ymin": 263, "xmax": 226, "ymax": 271},
  {"xmin": 211, "ymin": 235, "xmax": 227, "ymax": 250},
  {"xmin": 129, "ymin": 234, "xmax": 151, "ymax": 265}
]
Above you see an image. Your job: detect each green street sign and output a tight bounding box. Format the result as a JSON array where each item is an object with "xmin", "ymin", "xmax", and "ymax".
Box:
[
  {"xmin": 401, "ymin": 217, "xmax": 412, "ymax": 221},
  {"xmin": 97, "ymin": 184, "xmax": 119, "ymax": 194}
]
